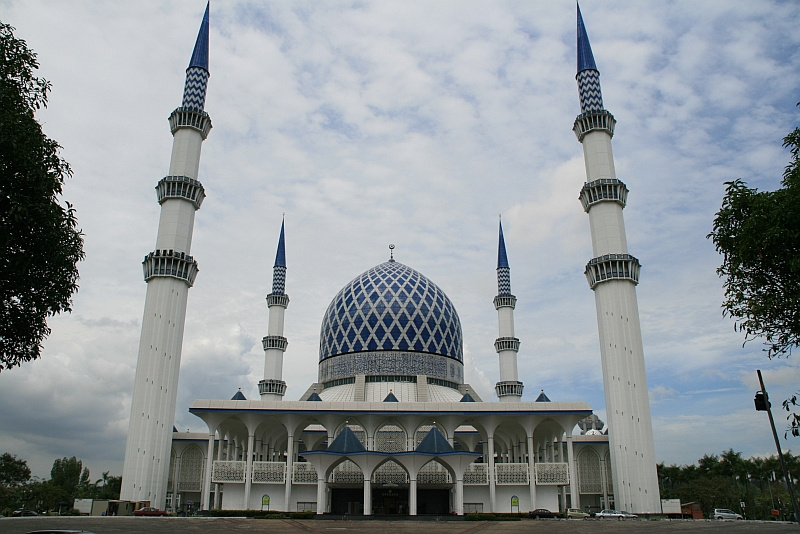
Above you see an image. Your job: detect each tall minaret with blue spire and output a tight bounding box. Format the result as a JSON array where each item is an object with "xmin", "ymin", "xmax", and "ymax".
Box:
[
  {"xmin": 259, "ymin": 219, "xmax": 289, "ymax": 400},
  {"xmin": 574, "ymin": 5, "xmax": 660, "ymax": 513},
  {"xmin": 121, "ymin": 3, "xmax": 212, "ymax": 508},
  {"xmin": 494, "ymin": 220, "xmax": 523, "ymax": 401}
]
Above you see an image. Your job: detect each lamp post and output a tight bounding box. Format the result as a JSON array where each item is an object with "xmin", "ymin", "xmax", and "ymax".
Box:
[{"xmin": 755, "ymin": 370, "xmax": 800, "ymax": 524}]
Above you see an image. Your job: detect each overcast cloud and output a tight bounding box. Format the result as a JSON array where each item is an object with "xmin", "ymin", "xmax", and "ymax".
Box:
[{"xmin": 1, "ymin": 0, "xmax": 799, "ymax": 480}]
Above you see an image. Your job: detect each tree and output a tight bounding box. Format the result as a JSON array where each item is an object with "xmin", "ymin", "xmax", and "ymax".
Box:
[
  {"xmin": 0, "ymin": 453, "xmax": 31, "ymax": 487},
  {"xmin": 709, "ymin": 111, "xmax": 800, "ymax": 435},
  {"xmin": 50, "ymin": 456, "xmax": 89, "ymax": 500},
  {"xmin": 0, "ymin": 21, "xmax": 84, "ymax": 371}
]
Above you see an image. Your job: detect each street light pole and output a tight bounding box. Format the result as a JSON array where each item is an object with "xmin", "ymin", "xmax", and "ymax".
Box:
[{"xmin": 756, "ymin": 369, "xmax": 800, "ymax": 524}]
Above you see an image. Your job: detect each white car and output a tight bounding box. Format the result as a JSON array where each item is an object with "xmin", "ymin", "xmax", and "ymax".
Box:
[
  {"xmin": 711, "ymin": 508, "xmax": 743, "ymax": 520},
  {"xmin": 595, "ymin": 509, "xmax": 625, "ymax": 519}
]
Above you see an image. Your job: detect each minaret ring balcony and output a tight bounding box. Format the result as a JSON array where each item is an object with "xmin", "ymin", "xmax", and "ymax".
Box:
[
  {"xmin": 156, "ymin": 176, "xmax": 206, "ymax": 210},
  {"xmin": 262, "ymin": 335, "xmax": 288, "ymax": 352},
  {"xmin": 142, "ymin": 249, "xmax": 198, "ymax": 287},
  {"xmin": 495, "ymin": 381, "xmax": 524, "ymax": 398},
  {"xmin": 494, "ymin": 337, "xmax": 520, "ymax": 353},
  {"xmin": 266, "ymin": 293, "xmax": 290, "ymax": 308},
  {"xmin": 258, "ymin": 379, "xmax": 287, "ymax": 396},
  {"xmin": 585, "ymin": 253, "xmax": 641, "ymax": 289},
  {"xmin": 169, "ymin": 106, "xmax": 212, "ymax": 139},
  {"xmin": 573, "ymin": 110, "xmax": 616, "ymax": 141},
  {"xmin": 579, "ymin": 178, "xmax": 628, "ymax": 212},
  {"xmin": 493, "ymin": 295, "xmax": 517, "ymax": 310}
]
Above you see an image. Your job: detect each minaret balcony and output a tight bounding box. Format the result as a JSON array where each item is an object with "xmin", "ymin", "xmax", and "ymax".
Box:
[
  {"xmin": 266, "ymin": 293, "xmax": 290, "ymax": 308},
  {"xmin": 493, "ymin": 295, "xmax": 517, "ymax": 310},
  {"xmin": 169, "ymin": 107, "xmax": 212, "ymax": 140},
  {"xmin": 573, "ymin": 110, "xmax": 616, "ymax": 141},
  {"xmin": 495, "ymin": 381, "xmax": 524, "ymax": 398},
  {"xmin": 258, "ymin": 379, "xmax": 287, "ymax": 396},
  {"xmin": 156, "ymin": 176, "xmax": 206, "ymax": 210},
  {"xmin": 262, "ymin": 335, "xmax": 288, "ymax": 352},
  {"xmin": 585, "ymin": 253, "xmax": 641, "ymax": 289},
  {"xmin": 579, "ymin": 178, "xmax": 628, "ymax": 212},
  {"xmin": 494, "ymin": 337, "xmax": 520, "ymax": 353},
  {"xmin": 142, "ymin": 250, "xmax": 198, "ymax": 286}
]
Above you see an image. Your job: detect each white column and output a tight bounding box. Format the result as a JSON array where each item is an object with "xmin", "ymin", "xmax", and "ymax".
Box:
[
  {"xmin": 409, "ymin": 478, "xmax": 417, "ymax": 515},
  {"xmin": 201, "ymin": 432, "xmax": 214, "ymax": 510},
  {"xmin": 488, "ymin": 435, "xmax": 496, "ymax": 512},
  {"xmin": 455, "ymin": 477, "xmax": 464, "ymax": 515},
  {"xmin": 244, "ymin": 433, "xmax": 254, "ymax": 509},
  {"xmin": 363, "ymin": 477, "xmax": 372, "ymax": 515},
  {"xmin": 567, "ymin": 434, "xmax": 579, "ymax": 510},
  {"xmin": 284, "ymin": 434, "xmax": 294, "ymax": 512},
  {"xmin": 316, "ymin": 475, "xmax": 326, "ymax": 515},
  {"xmin": 213, "ymin": 439, "xmax": 223, "ymax": 509},
  {"xmin": 527, "ymin": 434, "xmax": 536, "ymax": 509}
]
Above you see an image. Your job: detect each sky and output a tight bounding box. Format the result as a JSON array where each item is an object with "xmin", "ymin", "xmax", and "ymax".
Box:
[{"xmin": 1, "ymin": 0, "xmax": 799, "ymax": 482}]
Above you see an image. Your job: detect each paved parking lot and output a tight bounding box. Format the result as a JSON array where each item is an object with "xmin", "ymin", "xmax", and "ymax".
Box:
[{"xmin": 1, "ymin": 517, "xmax": 799, "ymax": 534}]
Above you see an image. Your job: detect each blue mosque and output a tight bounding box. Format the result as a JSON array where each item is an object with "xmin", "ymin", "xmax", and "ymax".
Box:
[{"xmin": 120, "ymin": 3, "xmax": 662, "ymax": 516}]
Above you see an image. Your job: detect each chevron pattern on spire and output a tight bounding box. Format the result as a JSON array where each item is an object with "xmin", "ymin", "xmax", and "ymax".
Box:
[
  {"xmin": 271, "ymin": 220, "xmax": 287, "ymax": 294},
  {"xmin": 577, "ymin": 69, "xmax": 604, "ymax": 113},
  {"xmin": 497, "ymin": 221, "xmax": 511, "ymax": 295},
  {"xmin": 182, "ymin": 3, "xmax": 210, "ymax": 111}
]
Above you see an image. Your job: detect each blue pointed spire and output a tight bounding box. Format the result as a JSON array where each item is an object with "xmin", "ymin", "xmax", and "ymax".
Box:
[
  {"xmin": 189, "ymin": 3, "xmax": 210, "ymax": 72},
  {"xmin": 274, "ymin": 218, "xmax": 286, "ymax": 268},
  {"xmin": 497, "ymin": 220, "xmax": 509, "ymax": 269},
  {"xmin": 271, "ymin": 219, "xmax": 287, "ymax": 295},
  {"xmin": 577, "ymin": 4, "xmax": 597, "ymax": 74},
  {"xmin": 182, "ymin": 3, "xmax": 210, "ymax": 111}
]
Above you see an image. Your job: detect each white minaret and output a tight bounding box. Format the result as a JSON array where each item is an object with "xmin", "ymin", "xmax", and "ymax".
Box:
[
  {"xmin": 259, "ymin": 219, "xmax": 289, "ymax": 400},
  {"xmin": 121, "ymin": 4, "xmax": 211, "ymax": 508},
  {"xmin": 494, "ymin": 220, "xmax": 523, "ymax": 401},
  {"xmin": 574, "ymin": 5, "xmax": 660, "ymax": 513}
]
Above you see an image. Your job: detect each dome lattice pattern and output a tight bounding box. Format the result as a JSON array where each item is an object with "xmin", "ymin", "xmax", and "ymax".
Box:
[{"xmin": 320, "ymin": 261, "xmax": 463, "ymax": 362}]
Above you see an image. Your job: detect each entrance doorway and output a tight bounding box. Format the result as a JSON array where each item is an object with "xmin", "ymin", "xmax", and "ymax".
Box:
[
  {"xmin": 373, "ymin": 487, "xmax": 408, "ymax": 515},
  {"xmin": 417, "ymin": 489, "xmax": 450, "ymax": 515},
  {"xmin": 330, "ymin": 488, "xmax": 363, "ymax": 515}
]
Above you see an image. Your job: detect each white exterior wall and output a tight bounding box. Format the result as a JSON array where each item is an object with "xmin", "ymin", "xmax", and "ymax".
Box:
[
  {"xmin": 581, "ymin": 126, "xmax": 660, "ymax": 513},
  {"xmin": 497, "ymin": 306, "xmax": 518, "ymax": 383},
  {"xmin": 121, "ymin": 121, "xmax": 205, "ymax": 508}
]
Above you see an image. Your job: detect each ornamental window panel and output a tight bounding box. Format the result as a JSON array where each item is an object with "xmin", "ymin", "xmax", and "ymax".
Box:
[
  {"xmin": 251, "ymin": 461, "xmax": 286, "ymax": 484},
  {"xmin": 212, "ymin": 460, "xmax": 246, "ymax": 483},
  {"xmin": 375, "ymin": 425, "xmax": 406, "ymax": 453},
  {"xmin": 178, "ymin": 446, "xmax": 204, "ymax": 491},
  {"xmin": 373, "ymin": 461, "xmax": 408, "ymax": 484},
  {"xmin": 535, "ymin": 462, "xmax": 569, "ymax": 485},
  {"xmin": 605, "ymin": 451, "xmax": 614, "ymax": 495},
  {"xmin": 292, "ymin": 462, "xmax": 318, "ymax": 484},
  {"xmin": 495, "ymin": 463, "xmax": 529, "ymax": 485},
  {"xmin": 331, "ymin": 460, "xmax": 363, "ymax": 484},
  {"xmin": 418, "ymin": 461, "xmax": 451, "ymax": 485},
  {"xmin": 464, "ymin": 463, "xmax": 489, "ymax": 485},
  {"xmin": 577, "ymin": 449, "xmax": 603, "ymax": 494}
]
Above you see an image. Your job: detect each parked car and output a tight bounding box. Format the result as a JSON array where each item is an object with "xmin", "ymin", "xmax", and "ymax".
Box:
[
  {"xmin": 711, "ymin": 508, "xmax": 743, "ymax": 520},
  {"xmin": 620, "ymin": 511, "xmax": 638, "ymax": 519},
  {"xmin": 564, "ymin": 508, "xmax": 590, "ymax": 519},
  {"xmin": 133, "ymin": 507, "xmax": 168, "ymax": 517},
  {"xmin": 12, "ymin": 509, "xmax": 38, "ymax": 516},
  {"xmin": 529, "ymin": 508, "xmax": 558, "ymax": 519},
  {"xmin": 595, "ymin": 509, "xmax": 626, "ymax": 519}
]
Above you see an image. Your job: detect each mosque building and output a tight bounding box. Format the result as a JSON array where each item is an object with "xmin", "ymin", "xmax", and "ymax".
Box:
[{"xmin": 121, "ymin": 3, "xmax": 661, "ymax": 516}]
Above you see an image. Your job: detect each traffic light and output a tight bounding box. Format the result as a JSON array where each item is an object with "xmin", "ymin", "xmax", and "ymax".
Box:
[{"xmin": 754, "ymin": 391, "xmax": 770, "ymax": 411}]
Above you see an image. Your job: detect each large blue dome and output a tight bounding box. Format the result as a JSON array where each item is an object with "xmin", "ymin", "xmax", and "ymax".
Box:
[{"xmin": 319, "ymin": 260, "xmax": 463, "ymax": 363}]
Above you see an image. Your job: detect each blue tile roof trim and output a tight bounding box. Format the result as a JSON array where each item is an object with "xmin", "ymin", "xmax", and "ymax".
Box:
[
  {"xmin": 577, "ymin": 4, "xmax": 597, "ymax": 74},
  {"xmin": 189, "ymin": 3, "xmax": 210, "ymax": 71},
  {"xmin": 319, "ymin": 261, "xmax": 464, "ymax": 362},
  {"xmin": 326, "ymin": 427, "xmax": 366, "ymax": 453}
]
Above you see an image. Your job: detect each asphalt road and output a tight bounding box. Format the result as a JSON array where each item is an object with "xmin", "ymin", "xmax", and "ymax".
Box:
[{"xmin": 1, "ymin": 517, "xmax": 798, "ymax": 534}]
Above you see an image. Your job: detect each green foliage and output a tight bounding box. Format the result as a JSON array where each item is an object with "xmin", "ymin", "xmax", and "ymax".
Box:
[
  {"xmin": 658, "ymin": 448, "xmax": 800, "ymax": 520},
  {"xmin": 0, "ymin": 21, "xmax": 84, "ymax": 371},
  {"xmin": 0, "ymin": 453, "xmax": 31, "ymax": 487},
  {"xmin": 464, "ymin": 513, "xmax": 522, "ymax": 521},
  {"xmin": 708, "ymin": 111, "xmax": 800, "ymax": 436}
]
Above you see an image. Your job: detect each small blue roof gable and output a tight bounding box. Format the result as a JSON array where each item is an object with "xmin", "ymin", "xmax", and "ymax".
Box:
[
  {"xmin": 497, "ymin": 220, "xmax": 509, "ymax": 269},
  {"xmin": 383, "ymin": 391, "xmax": 399, "ymax": 402},
  {"xmin": 274, "ymin": 218, "xmax": 286, "ymax": 268},
  {"xmin": 577, "ymin": 4, "xmax": 597, "ymax": 74},
  {"xmin": 306, "ymin": 391, "xmax": 322, "ymax": 401},
  {"xmin": 415, "ymin": 427, "xmax": 455, "ymax": 454},
  {"xmin": 327, "ymin": 427, "xmax": 367, "ymax": 453},
  {"xmin": 189, "ymin": 3, "xmax": 210, "ymax": 72},
  {"xmin": 231, "ymin": 389, "xmax": 246, "ymax": 400},
  {"xmin": 535, "ymin": 390, "xmax": 551, "ymax": 402},
  {"xmin": 460, "ymin": 392, "xmax": 475, "ymax": 402}
]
